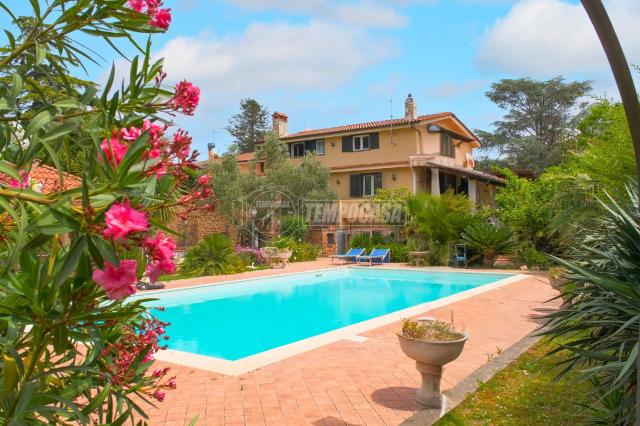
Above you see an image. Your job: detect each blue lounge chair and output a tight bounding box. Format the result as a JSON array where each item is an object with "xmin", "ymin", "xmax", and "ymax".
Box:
[
  {"xmin": 330, "ymin": 248, "xmax": 365, "ymax": 264},
  {"xmin": 356, "ymin": 248, "xmax": 391, "ymax": 266}
]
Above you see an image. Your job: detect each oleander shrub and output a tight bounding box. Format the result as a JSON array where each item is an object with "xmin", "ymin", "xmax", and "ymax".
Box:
[{"xmin": 0, "ymin": 1, "xmax": 212, "ymax": 423}]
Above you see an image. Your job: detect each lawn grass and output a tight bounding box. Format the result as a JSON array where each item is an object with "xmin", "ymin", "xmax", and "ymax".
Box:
[{"xmin": 435, "ymin": 338, "xmax": 592, "ymax": 426}]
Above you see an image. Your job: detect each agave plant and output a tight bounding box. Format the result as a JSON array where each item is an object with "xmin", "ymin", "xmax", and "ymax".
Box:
[
  {"xmin": 461, "ymin": 222, "xmax": 516, "ymax": 267},
  {"xmin": 543, "ymin": 186, "xmax": 639, "ymax": 425},
  {"xmin": 181, "ymin": 233, "xmax": 245, "ymax": 276}
]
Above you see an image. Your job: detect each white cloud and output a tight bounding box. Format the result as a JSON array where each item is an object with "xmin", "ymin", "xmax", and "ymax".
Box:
[
  {"xmin": 426, "ymin": 80, "xmax": 486, "ymax": 98},
  {"xmin": 153, "ymin": 21, "xmax": 395, "ymax": 103},
  {"xmin": 476, "ymin": 0, "xmax": 640, "ymax": 75},
  {"xmin": 227, "ymin": 0, "xmax": 407, "ymax": 28}
]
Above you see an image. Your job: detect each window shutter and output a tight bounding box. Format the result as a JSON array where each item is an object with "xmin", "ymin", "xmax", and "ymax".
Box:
[
  {"xmin": 342, "ymin": 136, "xmax": 352, "ymax": 152},
  {"xmin": 369, "ymin": 132, "xmax": 380, "ymax": 149},
  {"xmin": 374, "ymin": 172, "xmax": 382, "ymax": 192},
  {"xmin": 349, "ymin": 174, "xmax": 362, "ymax": 197},
  {"xmin": 304, "ymin": 140, "xmax": 316, "ymax": 153}
]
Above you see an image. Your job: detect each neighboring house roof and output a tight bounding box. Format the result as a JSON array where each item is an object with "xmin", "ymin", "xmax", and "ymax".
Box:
[
  {"xmin": 30, "ymin": 163, "xmax": 82, "ymax": 193},
  {"xmin": 281, "ymin": 112, "xmax": 478, "ymax": 141},
  {"xmin": 235, "ymin": 152, "xmax": 256, "ymax": 163}
]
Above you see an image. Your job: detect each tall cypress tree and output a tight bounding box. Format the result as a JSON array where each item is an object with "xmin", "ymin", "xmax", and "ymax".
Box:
[{"xmin": 226, "ymin": 98, "xmax": 270, "ymax": 153}]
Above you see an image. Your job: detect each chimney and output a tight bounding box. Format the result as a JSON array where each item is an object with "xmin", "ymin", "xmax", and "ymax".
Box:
[
  {"xmin": 272, "ymin": 112, "xmax": 288, "ymax": 137},
  {"xmin": 405, "ymin": 93, "xmax": 417, "ymax": 120},
  {"xmin": 207, "ymin": 142, "xmax": 218, "ymax": 161}
]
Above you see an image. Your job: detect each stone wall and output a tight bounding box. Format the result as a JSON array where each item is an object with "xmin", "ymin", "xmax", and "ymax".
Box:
[
  {"xmin": 309, "ymin": 226, "xmax": 338, "ymax": 257},
  {"xmin": 168, "ymin": 209, "xmax": 239, "ymax": 249}
]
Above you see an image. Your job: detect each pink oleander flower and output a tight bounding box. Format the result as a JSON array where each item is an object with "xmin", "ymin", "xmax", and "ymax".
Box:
[
  {"xmin": 103, "ymin": 200, "xmax": 149, "ymax": 241},
  {"xmin": 153, "ymin": 389, "xmax": 165, "ymax": 402},
  {"xmin": 120, "ymin": 126, "xmax": 142, "ymax": 141},
  {"xmin": 7, "ymin": 171, "xmax": 30, "ymax": 189},
  {"xmin": 142, "ymin": 119, "xmax": 165, "ymax": 140},
  {"xmin": 149, "ymin": 7, "xmax": 171, "ymax": 30},
  {"xmin": 92, "ymin": 260, "xmax": 138, "ymax": 300},
  {"xmin": 170, "ymin": 81, "xmax": 200, "ymax": 115},
  {"xmin": 145, "ymin": 232, "xmax": 176, "ymax": 262},
  {"xmin": 144, "ymin": 232, "xmax": 176, "ymax": 282},
  {"xmin": 100, "ymin": 137, "xmax": 128, "ymax": 166},
  {"xmin": 146, "ymin": 258, "xmax": 176, "ymax": 283},
  {"xmin": 167, "ymin": 378, "xmax": 177, "ymax": 389},
  {"xmin": 128, "ymin": 0, "xmax": 147, "ymax": 12},
  {"xmin": 148, "ymin": 147, "xmax": 161, "ymax": 159},
  {"xmin": 198, "ymin": 174, "xmax": 209, "ymax": 185},
  {"xmin": 152, "ymin": 368, "xmax": 163, "ymax": 378}
]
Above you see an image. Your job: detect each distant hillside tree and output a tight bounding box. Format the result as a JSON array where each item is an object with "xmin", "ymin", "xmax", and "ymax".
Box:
[
  {"xmin": 475, "ymin": 77, "xmax": 592, "ymax": 175},
  {"xmin": 226, "ymin": 98, "xmax": 269, "ymax": 153}
]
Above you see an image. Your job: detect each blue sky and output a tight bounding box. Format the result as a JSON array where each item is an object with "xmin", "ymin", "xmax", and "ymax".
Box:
[{"xmin": 4, "ymin": 0, "xmax": 640, "ymax": 158}]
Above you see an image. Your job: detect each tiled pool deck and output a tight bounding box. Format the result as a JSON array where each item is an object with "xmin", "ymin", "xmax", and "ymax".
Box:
[{"xmin": 143, "ymin": 259, "xmax": 558, "ymax": 425}]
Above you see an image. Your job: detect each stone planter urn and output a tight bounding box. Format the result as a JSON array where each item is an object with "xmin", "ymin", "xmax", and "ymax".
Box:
[
  {"xmin": 397, "ymin": 331, "xmax": 469, "ymax": 408},
  {"xmin": 276, "ymin": 250, "xmax": 293, "ymax": 268}
]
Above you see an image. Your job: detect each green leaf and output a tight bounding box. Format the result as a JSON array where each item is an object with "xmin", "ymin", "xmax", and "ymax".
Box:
[
  {"xmin": 35, "ymin": 42, "xmax": 46, "ymax": 65},
  {"xmin": 40, "ymin": 121, "xmax": 78, "ymax": 142},
  {"xmin": 11, "ymin": 73, "xmax": 22, "ymax": 95},
  {"xmin": 52, "ymin": 326, "xmax": 69, "ymax": 353},
  {"xmin": 55, "ymin": 236, "xmax": 86, "ymax": 287},
  {"xmin": 91, "ymin": 236, "xmax": 120, "ymax": 266},
  {"xmin": 0, "ymin": 160, "xmax": 20, "ymax": 181},
  {"xmin": 52, "ymin": 98, "xmax": 82, "ymax": 109},
  {"xmin": 100, "ymin": 63, "xmax": 115, "ymax": 104},
  {"xmin": 25, "ymin": 110, "xmax": 51, "ymax": 136}
]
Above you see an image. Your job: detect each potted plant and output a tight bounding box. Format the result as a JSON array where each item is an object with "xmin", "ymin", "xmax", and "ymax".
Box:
[
  {"xmin": 397, "ymin": 318, "xmax": 468, "ymax": 408},
  {"xmin": 461, "ymin": 222, "xmax": 516, "ymax": 267}
]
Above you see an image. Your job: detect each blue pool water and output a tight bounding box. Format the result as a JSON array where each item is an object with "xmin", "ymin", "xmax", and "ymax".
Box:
[{"xmin": 139, "ymin": 268, "xmax": 511, "ymax": 361}]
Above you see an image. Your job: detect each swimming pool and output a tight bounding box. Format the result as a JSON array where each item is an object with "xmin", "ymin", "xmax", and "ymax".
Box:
[{"xmin": 141, "ymin": 268, "xmax": 513, "ymax": 362}]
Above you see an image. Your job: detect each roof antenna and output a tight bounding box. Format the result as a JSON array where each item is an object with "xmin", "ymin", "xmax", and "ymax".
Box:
[{"xmin": 390, "ymin": 98, "xmax": 396, "ymax": 145}]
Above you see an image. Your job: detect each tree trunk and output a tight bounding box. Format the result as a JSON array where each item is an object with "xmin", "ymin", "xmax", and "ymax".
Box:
[{"xmin": 581, "ymin": 1, "xmax": 640, "ymax": 195}]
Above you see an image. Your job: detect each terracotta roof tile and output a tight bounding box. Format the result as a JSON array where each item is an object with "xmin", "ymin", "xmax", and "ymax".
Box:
[
  {"xmin": 30, "ymin": 164, "xmax": 81, "ymax": 193},
  {"xmin": 281, "ymin": 112, "xmax": 454, "ymax": 140},
  {"xmin": 234, "ymin": 152, "xmax": 255, "ymax": 162}
]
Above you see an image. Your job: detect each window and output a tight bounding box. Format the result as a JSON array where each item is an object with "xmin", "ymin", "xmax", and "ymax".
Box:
[
  {"xmin": 292, "ymin": 142, "xmax": 304, "ymax": 158},
  {"xmin": 350, "ymin": 172, "xmax": 381, "ymax": 197},
  {"xmin": 316, "ymin": 140, "xmax": 325, "ymax": 155},
  {"xmin": 352, "ymin": 134, "xmax": 370, "ymax": 151},
  {"xmin": 362, "ymin": 174, "xmax": 376, "ymax": 196},
  {"xmin": 440, "ymin": 133, "xmax": 455, "ymax": 157}
]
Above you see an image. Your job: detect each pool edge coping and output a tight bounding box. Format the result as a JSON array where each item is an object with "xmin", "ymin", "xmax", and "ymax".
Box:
[{"xmin": 152, "ymin": 271, "xmax": 530, "ymax": 376}]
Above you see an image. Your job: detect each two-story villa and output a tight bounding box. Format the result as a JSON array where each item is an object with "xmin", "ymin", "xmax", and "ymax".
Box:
[{"xmin": 273, "ymin": 94, "xmax": 502, "ymax": 206}]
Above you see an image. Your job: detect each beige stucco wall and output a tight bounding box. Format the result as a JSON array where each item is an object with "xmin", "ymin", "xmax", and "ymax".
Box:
[{"xmin": 329, "ymin": 167, "xmax": 414, "ymax": 199}]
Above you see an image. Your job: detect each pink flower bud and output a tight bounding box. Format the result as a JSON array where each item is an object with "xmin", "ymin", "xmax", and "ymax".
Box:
[
  {"xmin": 153, "ymin": 389, "xmax": 165, "ymax": 402},
  {"xmin": 198, "ymin": 174, "xmax": 209, "ymax": 185}
]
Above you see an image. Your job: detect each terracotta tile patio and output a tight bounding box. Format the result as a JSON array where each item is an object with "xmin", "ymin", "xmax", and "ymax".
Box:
[{"xmin": 142, "ymin": 260, "xmax": 558, "ymax": 425}]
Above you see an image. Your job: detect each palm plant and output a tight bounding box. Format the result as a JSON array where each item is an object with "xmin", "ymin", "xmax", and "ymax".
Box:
[
  {"xmin": 461, "ymin": 222, "xmax": 516, "ymax": 267},
  {"xmin": 406, "ymin": 190, "xmax": 474, "ymax": 246},
  {"xmin": 543, "ymin": 186, "xmax": 639, "ymax": 424},
  {"xmin": 180, "ymin": 234, "xmax": 245, "ymax": 276}
]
